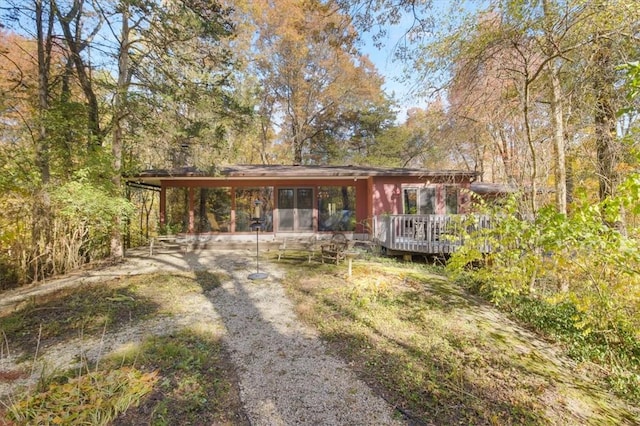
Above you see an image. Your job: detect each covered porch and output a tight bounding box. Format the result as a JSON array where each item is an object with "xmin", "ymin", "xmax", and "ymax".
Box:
[{"xmin": 126, "ymin": 165, "xmax": 480, "ymax": 251}]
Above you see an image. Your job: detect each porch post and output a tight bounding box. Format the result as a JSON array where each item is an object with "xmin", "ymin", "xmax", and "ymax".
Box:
[
  {"xmin": 188, "ymin": 187, "xmax": 195, "ymax": 233},
  {"xmin": 159, "ymin": 186, "xmax": 166, "ymax": 229}
]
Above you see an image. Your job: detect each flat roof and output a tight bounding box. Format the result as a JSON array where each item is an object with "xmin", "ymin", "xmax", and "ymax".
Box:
[
  {"xmin": 470, "ymin": 182, "xmax": 518, "ymax": 195},
  {"xmin": 127, "ymin": 165, "xmax": 479, "ymax": 187}
]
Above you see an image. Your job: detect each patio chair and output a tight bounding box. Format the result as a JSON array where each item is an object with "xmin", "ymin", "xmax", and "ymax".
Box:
[{"xmin": 321, "ymin": 233, "xmax": 350, "ymax": 265}]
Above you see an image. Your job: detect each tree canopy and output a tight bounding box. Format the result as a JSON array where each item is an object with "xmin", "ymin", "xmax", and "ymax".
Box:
[{"xmin": 0, "ymin": 0, "xmax": 638, "ymax": 284}]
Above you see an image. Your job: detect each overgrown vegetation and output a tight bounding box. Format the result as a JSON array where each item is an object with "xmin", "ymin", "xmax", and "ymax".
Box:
[
  {"xmin": 0, "ymin": 179, "xmax": 134, "ymax": 288},
  {"xmin": 279, "ymin": 256, "xmax": 639, "ymax": 424},
  {"xmin": 0, "ymin": 272, "xmax": 244, "ymax": 425},
  {"xmin": 447, "ymin": 175, "xmax": 640, "ymax": 403}
]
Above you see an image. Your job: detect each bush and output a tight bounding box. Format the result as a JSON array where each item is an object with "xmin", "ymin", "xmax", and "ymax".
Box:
[
  {"xmin": 448, "ymin": 173, "xmax": 640, "ymax": 402},
  {"xmin": 0, "ymin": 179, "xmax": 134, "ymax": 285}
]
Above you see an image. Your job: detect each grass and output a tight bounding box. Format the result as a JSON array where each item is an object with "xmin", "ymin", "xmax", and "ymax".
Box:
[
  {"xmin": 0, "ymin": 271, "xmax": 246, "ymax": 425},
  {"xmin": 5, "ymin": 368, "xmax": 158, "ymax": 425},
  {"xmin": 1, "ymin": 253, "xmax": 638, "ymax": 425},
  {"xmin": 104, "ymin": 329, "xmax": 245, "ymax": 425},
  {"xmin": 276, "ymin": 254, "xmax": 640, "ymax": 425}
]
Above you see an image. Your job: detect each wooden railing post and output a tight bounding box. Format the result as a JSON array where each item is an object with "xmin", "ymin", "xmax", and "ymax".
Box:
[{"xmin": 372, "ymin": 214, "xmax": 493, "ymax": 255}]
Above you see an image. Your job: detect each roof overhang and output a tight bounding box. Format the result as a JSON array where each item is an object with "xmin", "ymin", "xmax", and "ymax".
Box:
[
  {"xmin": 126, "ymin": 165, "xmax": 480, "ymax": 188},
  {"xmin": 470, "ymin": 182, "xmax": 518, "ymax": 196}
]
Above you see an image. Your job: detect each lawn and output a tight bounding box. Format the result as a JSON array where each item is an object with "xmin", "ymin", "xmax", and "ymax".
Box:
[
  {"xmin": 276, "ymin": 252, "xmax": 640, "ymax": 425},
  {"xmin": 0, "ymin": 252, "xmax": 638, "ymax": 425}
]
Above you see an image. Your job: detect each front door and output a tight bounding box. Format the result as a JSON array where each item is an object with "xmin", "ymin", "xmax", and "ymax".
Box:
[{"xmin": 278, "ymin": 188, "xmax": 314, "ymax": 231}]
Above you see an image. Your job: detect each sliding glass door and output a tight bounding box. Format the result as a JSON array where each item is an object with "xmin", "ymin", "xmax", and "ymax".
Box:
[{"xmin": 278, "ymin": 188, "xmax": 314, "ymax": 231}]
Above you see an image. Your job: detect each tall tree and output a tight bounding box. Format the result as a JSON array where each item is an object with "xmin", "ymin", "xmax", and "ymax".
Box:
[
  {"xmin": 109, "ymin": 0, "xmax": 131, "ymax": 258},
  {"xmin": 249, "ymin": 0, "xmax": 393, "ymax": 164},
  {"xmin": 35, "ymin": 0, "xmax": 54, "ymax": 184},
  {"xmin": 54, "ymin": 0, "xmax": 104, "ymax": 149},
  {"xmin": 345, "ymin": 0, "xmax": 639, "ymax": 211},
  {"xmin": 125, "ymin": 0, "xmax": 244, "ymax": 170}
]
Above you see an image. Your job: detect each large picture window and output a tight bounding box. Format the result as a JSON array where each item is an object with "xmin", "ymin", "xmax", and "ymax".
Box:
[
  {"xmin": 403, "ymin": 187, "xmax": 436, "ymax": 215},
  {"xmin": 194, "ymin": 188, "xmax": 231, "ymax": 233},
  {"xmin": 318, "ymin": 186, "xmax": 355, "ymax": 231},
  {"xmin": 165, "ymin": 187, "xmax": 189, "ymax": 233},
  {"xmin": 235, "ymin": 187, "xmax": 274, "ymax": 232}
]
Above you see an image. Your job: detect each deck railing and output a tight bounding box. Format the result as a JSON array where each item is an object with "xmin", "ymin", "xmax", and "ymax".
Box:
[{"xmin": 372, "ymin": 214, "xmax": 492, "ymax": 254}]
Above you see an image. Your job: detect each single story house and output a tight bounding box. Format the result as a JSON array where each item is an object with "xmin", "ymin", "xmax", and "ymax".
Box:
[{"xmin": 127, "ymin": 164, "xmax": 482, "ymax": 253}]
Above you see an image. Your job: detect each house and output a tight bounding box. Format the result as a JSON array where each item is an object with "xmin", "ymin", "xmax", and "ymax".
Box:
[{"xmin": 127, "ymin": 164, "xmax": 480, "ymax": 253}]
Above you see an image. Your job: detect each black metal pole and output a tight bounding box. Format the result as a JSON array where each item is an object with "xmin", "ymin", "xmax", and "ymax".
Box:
[
  {"xmin": 248, "ymin": 218, "xmax": 267, "ymax": 280},
  {"xmin": 256, "ymin": 224, "xmax": 260, "ymax": 273}
]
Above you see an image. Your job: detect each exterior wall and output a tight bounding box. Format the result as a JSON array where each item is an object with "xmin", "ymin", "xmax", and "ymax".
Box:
[
  {"xmin": 160, "ymin": 177, "xmax": 370, "ymax": 235},
  {"xmin": 372, "ymin": 182, "xmax": 403, "ymax": 215},
  {"xmin": 371, "ymin": 176, "xmax": 473, "ymax": 216},
  {"xmin": 353, "ymin": 179, "xmax": 369, "ymax": 233}
]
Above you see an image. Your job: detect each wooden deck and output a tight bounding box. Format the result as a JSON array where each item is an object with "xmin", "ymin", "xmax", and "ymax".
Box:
[{"xmin": 372, "ymin": 214, "xmax": 491, "ymax": 255}]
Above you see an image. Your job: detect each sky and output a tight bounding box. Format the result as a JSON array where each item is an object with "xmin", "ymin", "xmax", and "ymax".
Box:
[
  {"xmin": 356, "ymin": 3, "xmax": 446, "ymax": 122},
  {"xmin": 359, "ymin": 1, "xmax": 485, "ymax": 122},
  {"xmin": 364, "ymin": 35, "xmax": 426, "ymax": 121},
  {"xmin": 359, "ymin": 19, "xmax": 426, "ymax": 120}
]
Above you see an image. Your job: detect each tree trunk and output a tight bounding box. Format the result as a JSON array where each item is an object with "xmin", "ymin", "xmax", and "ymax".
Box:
[
  {"xmin": 59, "ymin": 58, "xmax": 75, "ymax": 178},
  {"xmin": 55, "ymin": 0, "xmax": 103, "ymax": 149},
  {"xmin": 35, "ymin": 0, "xmax": 52, "ymax": 185},
  {"xmin": 110, "ymin": 4, "xmax": 130, "ymax": 259},
  {"xmin": 32, "ymin": 0, "xmax": 55, "ymax": 281},
  {"xmin": 566, "ymin": 153, "xmax": 574, "ymax": 206},
  {"xmin": 522, "ymin": 77, "xmax": 538, "ymax": 214},
  {"xmin": 292, "ymin": 121, "xmax": 303, "ymax": 164},
  {"xmin": 593, "ymin": 37, "xmax": 618, "ymax": 201},
  {"xmin": 549, "ymin": 62, "xmax": 567, "ymax": 214}
]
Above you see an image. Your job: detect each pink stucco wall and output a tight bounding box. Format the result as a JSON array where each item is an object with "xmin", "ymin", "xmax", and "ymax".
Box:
[
  {"xmin": 371, "ymin": 176, "xmax": 473, "ymax": 216},
  {"xmin": 372, "ymin": 182, "xmax": 402, "ymax": 215}
]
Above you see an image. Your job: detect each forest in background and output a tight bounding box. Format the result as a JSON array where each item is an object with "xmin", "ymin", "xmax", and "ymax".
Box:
[{"xmin": 1, "ymin": 0, "xmax": 640, "ymax": 407}]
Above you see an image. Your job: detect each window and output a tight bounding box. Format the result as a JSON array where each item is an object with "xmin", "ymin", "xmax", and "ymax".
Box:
[
  {"xmin": 235, "ymin": 187, "xmax": 274, "ymax": 232},
  {"xmin": 403, "ymin": 188, "xmax": 417, "ymax": 214},
  {"xmin": 419, "ymin": 188, "xmax": 436, "ymax": 214},
  {"xmin": 165, "ymin": 187, "xmax": 189, "ymax": 233},
  {"xmin": 403, "ymin": 186, "xmax": 436, "ymax": 215},
  {"xmin": 318, "ymin": 186, "xmax": 355, "ymax": 231},
  {"xmin": 194, "ymin": 188, "xmax": 231, "ymax": 233},
  {"xmin": 444, "ymin": 187, "xmax": 458, "ymax": 214}
]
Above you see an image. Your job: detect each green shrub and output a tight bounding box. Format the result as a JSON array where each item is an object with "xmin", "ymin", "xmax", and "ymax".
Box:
[{"xmin": 448, "ymin": 173, "xmax": 640, "ymax": 402}]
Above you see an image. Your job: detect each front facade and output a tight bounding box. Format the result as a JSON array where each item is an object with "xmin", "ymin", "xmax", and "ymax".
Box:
[{"xmin": 128, "ymin": 165, "xmax": 478, "ymax": 241}]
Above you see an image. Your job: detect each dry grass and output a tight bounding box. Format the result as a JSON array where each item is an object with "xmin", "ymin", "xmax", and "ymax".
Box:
[
  {"xmin": 1, "ymin": 252, "xmax": 638, "ymax": 425},
  {"xmin": 0, "ymin": 272, "xmax": 247, "ymax": 425},
  {"xmin": 278, "ymin": 256, "xmax": 640, "ymax": 425}
]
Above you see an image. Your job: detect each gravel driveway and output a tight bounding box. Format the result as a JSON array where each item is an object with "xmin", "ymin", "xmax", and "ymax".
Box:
[{"xmin": 1, "ymin": 247, "xmax": 405, "ymax": 425}]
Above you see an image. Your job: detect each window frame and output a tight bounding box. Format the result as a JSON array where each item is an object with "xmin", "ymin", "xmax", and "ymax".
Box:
[{"xmin": 402, "ymin": 185, "xmax": 438, "ymax": 215}]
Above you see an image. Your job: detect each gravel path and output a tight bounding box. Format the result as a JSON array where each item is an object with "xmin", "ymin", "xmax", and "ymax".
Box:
[{"xmin": 1, "ymin": 248, "xmax": 405, "ymax": 425}]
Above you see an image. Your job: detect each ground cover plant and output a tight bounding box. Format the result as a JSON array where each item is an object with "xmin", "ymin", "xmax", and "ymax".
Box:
[
  {"xmin": 0, "ymin": 272, "xmax": 247, "ymax": 425},
  {"xmin": 277, "ymin": 253, "xmax": 640, "ymax": 425},
  {"xmin": 447, "ymin": 183, "xmax": 640, "ymax": 404}
]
